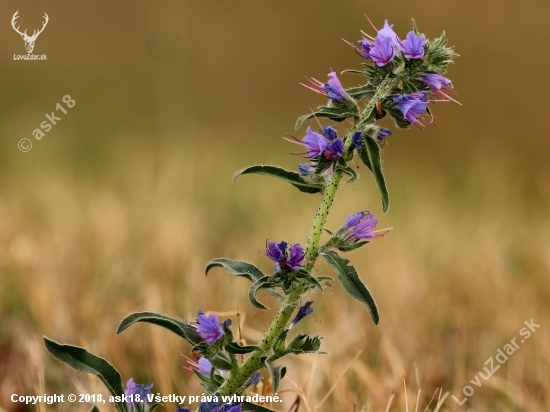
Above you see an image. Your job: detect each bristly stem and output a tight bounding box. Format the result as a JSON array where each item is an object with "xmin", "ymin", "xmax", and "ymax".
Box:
[{"xmin": 216, "ymin": 73, "xmax": 398, "ymax": 397}]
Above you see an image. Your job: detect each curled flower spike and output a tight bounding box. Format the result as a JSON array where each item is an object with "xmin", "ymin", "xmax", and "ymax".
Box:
[
  {"xmin": 420, "ymin": 73, "xmax": 462, "ymax": 105},
  {"xmin": 124, "ymin": 378, "xmax": 153, "ymax": 409},
  {"xmin": 399, "ymin": 31, "xmax": 426, "ymax": 59},
  {"xmin": 266, "ymin": 241, "xmax": 305, "ymax": 271},
  {"xmin": 196, "ymin": 311, "xmax": 224, "ymax": 345},
  {"xmin": 302, "ymin": 71, "xmax": 351, "ymax": 104},
  {"xmin": 290, "ymin": 301, "xmax": 313, "ymax": 328}
]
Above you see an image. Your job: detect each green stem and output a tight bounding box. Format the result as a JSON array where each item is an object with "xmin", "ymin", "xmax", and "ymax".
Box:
[{"xmin": 216, "ymin": 73, "xmax": 399, "ymax": 398}]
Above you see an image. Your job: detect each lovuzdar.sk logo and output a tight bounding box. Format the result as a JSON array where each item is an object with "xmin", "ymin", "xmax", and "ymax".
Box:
[{"xmin": 11, "ymin": 11, "xmax": 49, "ymax": 60}]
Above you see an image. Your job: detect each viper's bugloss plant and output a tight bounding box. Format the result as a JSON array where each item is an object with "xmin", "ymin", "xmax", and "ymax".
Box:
[{"xmin": 43, "ymin": 15, "xmax": 459, "ymax": 412}]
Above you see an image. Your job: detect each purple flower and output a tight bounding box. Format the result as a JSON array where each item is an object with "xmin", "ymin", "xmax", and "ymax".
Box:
[
  {"xmin": 351, "ymin": 131, "xmax": 364, "ymax": 149},
  {"xmin": 298, "ymin": 162, "xmax": 313, "ymax": 176},
  {"xmin": 266, "ymin": 241, "xmax": 304, "ymax": 271},
  {"xmin": 376, "ymin": 19, "xmax": 399, "ymax": 45},
  {"xmin": 391, "ymin": 93, "xmax": 431, "ymax": 127},
  {"xmin": 323, "ymin": 125, "xmax": 338, "ymax": 141},
  {"xmin": 324, "ymin": 138, "xmax": 344, "ymax": 160},
  {"xmin": 182, "ymin": 355, "xmax": 229, "ymax": 378},
  {"xmin": 341, "ymin": 212, "xmax": 379, "ymax": 243},
  {"xmin": 302, "ymin": 127, "xmax": 329, "ymax": 158},
  {"xmin": 300, "ymin": 127, "xmax": 344, "ymax": 163},
  {"xmin": 176, "ymin": 406, "xmax": 192, "ymax": 412},
  {"xmin": 196, "ymin": 311, "xmax": 224, "ymax": 345},
  {"xmin": 248, "ymin": 371, "xmax": 261, "ymax": 386},
  {"xmin": 219, "ymin": 404, "xmax": 243, "ymax": 412},
  {"xmin": 357, "ymin": 39, "xmax": 373, "ymax": 60},
  {"xmin": 125, "ymin": 378, "xmax": 153, "ymax": 408},
  {"xmin": 290, "ymin": 301, "xmax": 313, "ymax": 328},
  {"xmin": 420, "ymin": 74, "xmax": 461, "ymax": 105},
  {"xmin": 302, "ymin": 71, "xmax": 351, "ymax": 105},
  {"xmin": 376, "ymin": 127, "xmax": 392, "ymax": 142},
  {"xmin": 399, "ymin": 31, "xmax": 426, "ymax": 59},
  {"xmin": 369, "ymin": 36, "xmax": 397, "ymax": 67},
  {"xmin": 323, "ymin": 72, "xmax": 347, "ymax": 103}
]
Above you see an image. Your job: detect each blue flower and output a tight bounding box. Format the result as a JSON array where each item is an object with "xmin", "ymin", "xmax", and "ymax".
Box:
[
  {"xmin": 196, "ymin": 311, "xmax": 224, "ymax": 345},
  {"xmin": 290, "ymin": 301, "xmax": 313, "ymax": 328},
  {"xmin": 124, "ymin": 378, "xmax": 153, "ymax": 409},
  {"xmin": 376, "ymin": 127, "xmax": 392, "ymax": 142},
  {"xmin": 267, "ymin": 241, "xmax": 305, "ymax": 271},
  {"xmin": 302, "ymin": 71, "xmax": 352, "ymax": 105},
  {"xmin": 369, "ymin": 36, "xmax": 397, "ymax": 67},
  {"xmin": 399, "ymin": 31, "xmax": 426, "ymax": 59},
  {"xmin": 351, "ymin": 131, "xmax": 364, "ymax": 149}
]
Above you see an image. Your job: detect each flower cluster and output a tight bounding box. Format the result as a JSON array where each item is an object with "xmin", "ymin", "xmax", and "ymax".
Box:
[
  {"xmin": 354, "ymin": 19, "xmax": 425, "ymax": 66},
  {"xmin": 296, "ymin": 126, "xmax": 345, "ymax": 175},
  {"xmin": 266, "ymin": 241, "xmax": 305, "ymax": 271}
]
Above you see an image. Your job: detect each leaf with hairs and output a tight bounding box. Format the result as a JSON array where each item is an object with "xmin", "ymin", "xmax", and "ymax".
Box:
[
  {"xmin": 117, "ymin": 312, "xmax": 201, "ymax": 345},
  {"xmin": 233, "ymin": 165, "xmax": 322, "ymax": 194},
  {"xmin": 43, "ymin": 337, "xmax": 127, "ymax": 412},
  {"xmin": 321, "ymin": 251, "xmax": 379, "ymax": 324}
]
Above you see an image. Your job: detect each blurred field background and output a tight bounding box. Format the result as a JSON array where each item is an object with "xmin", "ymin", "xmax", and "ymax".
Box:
[{"xmin": 1, "ymin": 1, "xmax": 549, "ymax": 411}]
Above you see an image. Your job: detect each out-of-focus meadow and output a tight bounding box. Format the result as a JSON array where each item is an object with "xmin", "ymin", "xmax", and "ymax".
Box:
[{"xmin": 1, "ymin": 1, "xmax": 549, "ymax": 411}]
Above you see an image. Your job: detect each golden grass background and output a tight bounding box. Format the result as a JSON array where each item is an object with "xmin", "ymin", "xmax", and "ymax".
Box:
[{"xmin": 0, "ymin": 1, "xmax": 549, "ymax": 411}]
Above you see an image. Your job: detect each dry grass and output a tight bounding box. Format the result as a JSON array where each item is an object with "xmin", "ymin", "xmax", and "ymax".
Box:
[{"xmin": 0, "ymin": 137, "xmax": 548, "ymax": 411}]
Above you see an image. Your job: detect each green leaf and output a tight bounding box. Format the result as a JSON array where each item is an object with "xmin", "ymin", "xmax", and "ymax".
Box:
[
  {"xmin": 225, "ymin": 342, "xmax": 263, "ymax": 355},
  {"xmin": 210, "ymin": 354, "xmax": 232, "ymax": 370},
  {"xmin": 295, "ymin": 106, "xmax": 356, "ymax": 130},
  {"xmin": 43, "ymin": 337, "xmax": 128, "ymax": 412},
  {"xmin": 242, "ymin": 403, "xmax": 277, "ymax": 412},
  {"xmin": 295, "ymin": 270, "xmax": 323, "ymax": 292},
  {"xmin": 205, "ymin": 258, "xmax": 265, "ymax": 282},
  {"xmin": 362, "ymin": 136, "xmax": 389, "ymax": 213},
  {"xmin": 273, "ymin": 329, "xmax": 289, "ymax": 356},
  {"xmin": 149, "ymin": 404, "xmax": 162, "ymax": 412},
  {"xmin": 346, "ymin": 84, "xmax": 374, "ymax": 100},
  {"xmin": 248, "ymin": 277, "xmax": 278, "ymax": 310},
  {"xmin": 321, "ymin": 251, "xmax": 379, "ymax": 324},
  {"xmin": 89, "ymin": 406, "xmax": 100, "ymax": 412},
  {"xmin": 265, "ymin": 360, "xmax": 286, "ymax": 392},
  {"xmin": 338, "ymin": 166, "xmax": 358, "ymax": 183},
  {"xmin": 116, "ymin": 311, "xmax": 200, "ymax": 345},
  {"xmin": 233, "ymin": 165, "xmax": 322, "ymax": 194}
]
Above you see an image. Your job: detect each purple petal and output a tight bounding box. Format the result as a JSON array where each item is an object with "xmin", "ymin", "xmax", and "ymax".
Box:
[
  {"xmin": 400, "ymin": 31, "xmax": 426, "ymax": 59},
  {"xmin": 302, "ymin": 127, "xmax": 329, "ymax": 158}
]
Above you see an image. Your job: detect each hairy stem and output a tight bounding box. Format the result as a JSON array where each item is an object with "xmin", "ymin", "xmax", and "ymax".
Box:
[{"xmin": 216, "ymin": 73, "xmax": 399, "ymax": 398}]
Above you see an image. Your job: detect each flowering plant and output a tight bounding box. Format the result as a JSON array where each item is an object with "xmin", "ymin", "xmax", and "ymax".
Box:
[{"xmin": 43, "ymin": 16, "xmax": 458, "ymax": 412}]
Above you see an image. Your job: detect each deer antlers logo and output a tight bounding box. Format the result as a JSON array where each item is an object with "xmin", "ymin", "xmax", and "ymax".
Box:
[{"xmin": 11, "ymin": 11, "xmax": 49, "ymax": 54}]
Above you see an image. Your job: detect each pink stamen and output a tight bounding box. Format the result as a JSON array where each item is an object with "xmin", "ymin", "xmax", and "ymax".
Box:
[{"xmin": 364, "ymin": 15, "xmax": 379, "ymax": 32}]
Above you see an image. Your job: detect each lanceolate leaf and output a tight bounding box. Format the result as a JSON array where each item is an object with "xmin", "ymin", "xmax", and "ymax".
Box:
[
  {"xmin": 361, "ymin": 136, "xmax": 389, "ymax": 213},
  {"xmin": 205, "ymin": 258, "xmax": 265, "ymax": 282},
  {"xmin": 43, "ymin": 337, "xmax": 128, "ymax": 412},
  {"xmin": 265, "ymin": 360, "xmax": 286, "ymax": 392},
  {"xmin": 295, "ymin": 270, "xmax": 324, "ymax": 292},
  {"xmin": 233, "ymin": 165, "xmax": 322, "ymax": 194},
  {"xmin": 116, "ymin": 312, "xmax": 201, "ymax": 345},
  {"xmin": 321, "ymin": 251, "xmax": 379, "ymax": 324},
  {"xmin": 225, "ymin": 342, "xmax": 263, "ymax": 355},
  {"xmin": 248, "ymin": 277, "xmax": 278, "ymax": 310}
]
